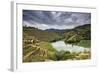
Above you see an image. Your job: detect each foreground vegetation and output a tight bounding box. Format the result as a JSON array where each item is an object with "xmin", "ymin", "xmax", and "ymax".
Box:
[{"xmin": 23, "ymin": 40, "xmax": 90, "ymax": 62}]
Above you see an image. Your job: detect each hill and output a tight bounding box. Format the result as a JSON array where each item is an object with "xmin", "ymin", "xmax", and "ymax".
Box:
[
  {"xmin": 64, "ymin": 24, "xmax": 91, "ymax": 47},
  {"xmin": 23, "ymin": 27, "xmax": 63, "ymax": 42}
]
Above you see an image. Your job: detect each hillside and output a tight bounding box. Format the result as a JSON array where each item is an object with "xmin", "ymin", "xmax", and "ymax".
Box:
[
  {"xmin": 23, "ymin": 27, "xmax": 63, "ymax": 42},
  {"xmin": 64, "ymin": 24, "xmax": 91, "ymax": 47}
]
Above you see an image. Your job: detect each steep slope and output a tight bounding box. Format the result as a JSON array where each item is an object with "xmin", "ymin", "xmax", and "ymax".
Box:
[
  {"xmin": 64, "ymin": 24, "xmax": 91, "ymax": 47},
  {"xmin": 23, "ymin": 38, "xmax": 57, "ymax": 62},
  {"xmin": 23, "ymin": 27, "xmax": 63, "ymax": 42}
]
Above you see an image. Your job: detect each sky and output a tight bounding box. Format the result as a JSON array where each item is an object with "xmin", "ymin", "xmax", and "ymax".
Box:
[{"xmin": 23, "ymin": 10, "xmax": 91, "ymax": 30}]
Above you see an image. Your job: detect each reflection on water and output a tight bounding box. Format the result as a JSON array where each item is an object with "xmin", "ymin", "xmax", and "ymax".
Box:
[{"xmin": 51, "ymin": 41, "xmax": 90, "ymax": 52}]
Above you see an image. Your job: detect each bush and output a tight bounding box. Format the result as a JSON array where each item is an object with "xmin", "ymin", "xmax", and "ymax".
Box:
[{"xmin": 62, "ymin": 54, "xmax": 74, "ymax": 60}]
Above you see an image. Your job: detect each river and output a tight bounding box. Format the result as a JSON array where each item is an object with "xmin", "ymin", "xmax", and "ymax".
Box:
[{"xmin": 51, "ymin": 41, "xmax": 90, "ymax": 53}]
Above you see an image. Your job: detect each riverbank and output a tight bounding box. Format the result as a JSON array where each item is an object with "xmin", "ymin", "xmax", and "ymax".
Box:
[{"xmin": 51, "ymin": 41, "xmax": 90, "ymax": 53}]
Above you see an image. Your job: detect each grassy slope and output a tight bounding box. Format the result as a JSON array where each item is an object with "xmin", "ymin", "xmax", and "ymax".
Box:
[
  {"xmin": 23, "ymin": 39, "xmax": 58, "ymax": 62},
  {"xmin": 64, "ymin": 24, "xmax": 91, "ymax": 48},
  {"xmin": 77, "ymin": 40, "xmax": 91, "ymax": 48},
  {"xmin": 23, "ymin": 27, "xmax": 62, "ymax": 42}
]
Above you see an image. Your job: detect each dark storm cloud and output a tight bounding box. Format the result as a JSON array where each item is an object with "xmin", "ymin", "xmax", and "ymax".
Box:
[{"xmin": 23, "ymin": 10, "xmax": 91, "ymax": 30}]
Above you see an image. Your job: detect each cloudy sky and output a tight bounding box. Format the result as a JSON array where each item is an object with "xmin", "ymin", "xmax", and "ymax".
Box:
[{"xmin": 23, "ymin": 10, "xmax": 91, "ymax": 30}]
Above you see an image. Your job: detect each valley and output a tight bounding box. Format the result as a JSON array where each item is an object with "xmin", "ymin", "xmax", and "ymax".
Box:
[{"xmin": 23, "ymin": 24, "xmax": 91, "ymax": 62}]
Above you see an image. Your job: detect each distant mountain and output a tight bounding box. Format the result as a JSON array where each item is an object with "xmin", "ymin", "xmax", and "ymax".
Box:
[
  {"xmin": 45, "ymin": 29, "xmax": 67, "ymax": 34},
  {"xmin": 45, "ymin": 24, "xmax": 90, "ymax": 33},
  {"xmin": 75, "ymin": 24, "xmax": 90, "ymax": 29}
]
